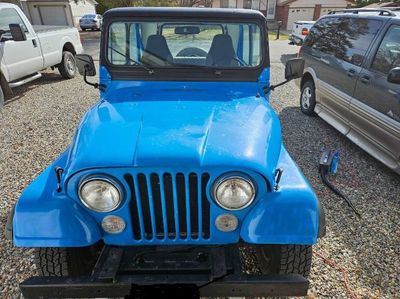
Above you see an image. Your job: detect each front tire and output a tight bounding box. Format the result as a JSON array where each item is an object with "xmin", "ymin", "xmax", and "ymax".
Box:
[
  {"xmin": 35, "ymin": 244, "xmax": 102, "ymax": 276},
  {"xmin": 58, "ymin": 51, "xmax": 76, "ymax": 79},
  {"xmin": 255, "ymin": 244, "xmax": 312, "ymax": 277},
  {"xmin": 300, "ymin": 80, "xmax": 316, "ymax": 116}
]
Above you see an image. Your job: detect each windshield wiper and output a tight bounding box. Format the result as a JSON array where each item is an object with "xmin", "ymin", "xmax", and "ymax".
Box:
[{"xmin": 109, "ymin": 46, "xmax": 154, "ymax": 75}]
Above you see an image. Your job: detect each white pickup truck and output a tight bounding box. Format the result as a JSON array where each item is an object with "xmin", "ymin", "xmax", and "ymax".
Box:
[
  {"xmin": 289, "ymin": 21, "xmax": 315, "ymax": 46},
  {"xmin": 0, "ymin": 2, "xmax": 83, "ymax": 107}
]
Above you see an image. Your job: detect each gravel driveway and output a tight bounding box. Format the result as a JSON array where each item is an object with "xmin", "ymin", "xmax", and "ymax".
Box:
[{"xmin": 0, "ymin": 60, "xmax": 399, "ymax": 298}]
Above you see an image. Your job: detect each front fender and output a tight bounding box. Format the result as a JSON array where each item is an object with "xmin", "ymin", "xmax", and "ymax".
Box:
[
  {"xmin": 240, "ymin": 146, "xmax": 324, "ymax": 245},
  {"xmin": 13, "ymin": 149, "xmax": 101, "ymax": 247}
]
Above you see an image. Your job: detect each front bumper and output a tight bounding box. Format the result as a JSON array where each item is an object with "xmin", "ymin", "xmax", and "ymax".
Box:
[
  {"xmin": 20, "ymin": 245, "xmax": 309, "ymax": 298},
  {"xmin": 289, "ymin": 34, "xmax": 304, "ymax": 46}
]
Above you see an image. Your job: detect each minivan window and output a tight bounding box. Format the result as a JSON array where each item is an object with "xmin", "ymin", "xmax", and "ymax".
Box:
[
  {"xmin": 303, "ymin": 17, "xmax": 341, "ymax": 55},
  {"xmin": 371, "ymin": 25, "xmax": 400, "ymax": 74},
  {"xmin": 335, "ymin": 18, "xmax": 382, "ymax": 66}
]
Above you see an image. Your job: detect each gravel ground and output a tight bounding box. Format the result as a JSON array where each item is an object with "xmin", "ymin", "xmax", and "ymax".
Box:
[{"xmin": 0, "ymin": 62, "xmax": 399, "ymax": 298}]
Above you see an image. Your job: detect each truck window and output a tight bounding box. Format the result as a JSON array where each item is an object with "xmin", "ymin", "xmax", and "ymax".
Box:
[
  {"xmin": 334, "ymin": 18, "xmax": 382, "ymax": 66},
  {"xmin": 0, "ymin": 8, "xmax": 28, "ymax": 33},
  {"xmin": 371, "ymin": 25, "xmax": 400, "ymax": 74}
]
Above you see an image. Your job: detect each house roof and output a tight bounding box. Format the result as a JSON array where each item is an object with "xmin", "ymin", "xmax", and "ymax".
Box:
[{"xmin": 278, "ymin": 0, "xmax": 355, "ymax": 6}]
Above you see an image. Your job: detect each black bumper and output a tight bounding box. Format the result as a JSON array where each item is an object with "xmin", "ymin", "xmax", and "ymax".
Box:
[{"xmin": 20, "ymin": 246, "xmax": 309, "ymax": 298}]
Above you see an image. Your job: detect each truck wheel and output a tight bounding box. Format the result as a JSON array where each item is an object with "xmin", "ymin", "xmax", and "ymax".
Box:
[
  {"xmin": 58, "ymin": 51, "xmax": 76, "ymax": 79},
  {"xmin": 0, "ymin": 85, "xmax": 4, "ymax": 108},
  {"xmin": 255, "ymin": 244, "xmax": 312, "ymax": 277},
  {"xmin": 300, "ymin": 80, "xmax": 316, "ymax": 116},
  {"xmin": 35, "ymin": 244, "xmax": 101, "ymax": 276}
]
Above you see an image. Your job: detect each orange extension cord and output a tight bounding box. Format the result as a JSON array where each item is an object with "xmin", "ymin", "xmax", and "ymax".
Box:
[{"xmin": 313, "ymin": 251, "xmax": 359, "ymax": 299}]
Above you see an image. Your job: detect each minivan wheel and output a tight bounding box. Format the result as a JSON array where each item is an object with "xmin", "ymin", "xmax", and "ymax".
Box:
[
  {"xmin": 255, "ymin": 244, "xmax": 312, "ymax": 277},
  {"xmin": 58, "ymin": 51, "xmax": 76, "ymax": 79},
  {"xmin": 300, "ymin": 80, "xmax": 316, "ymax": 116}
]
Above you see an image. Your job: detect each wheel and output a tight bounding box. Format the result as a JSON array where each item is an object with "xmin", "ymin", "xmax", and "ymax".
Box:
[
  {"xmin": 300, "ymin": 80, "xmax": 316, "ymax": 116},
  {"xmin": 0, "ymin": 85, "xmax": 4, "ymax": 108},
  {"xmin": 35, "ymin": 244, "xmax": 102, "ymax": 276},
  {"xmin": 255, "ymin": 244, "xmax": 312, "ymax": 277},
  {"xmin": 81, "ymin": 28, "xmax": 86, "ymax": 31},
  {"xmin": 58, "ymin": 51, "xmax": 76, "ymax": 79},
  {"xmin": 176, "ymin": 47, "xmax": 208, "ymax": 57}
]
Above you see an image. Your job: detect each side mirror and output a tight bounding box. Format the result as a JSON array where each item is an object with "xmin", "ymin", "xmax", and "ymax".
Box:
[
  {"xmin": 388, "ymin": 67, "xmax": 400, "ymax": 84},
  {"xmin": 9, "ymin": 24, "xmax": 26, "ymax": 42},
  {"xmin": 285, "ymin": 58, "xmax": 305, "ymax": 81},
  {"xmin": 76, "ymin": 54, "xmax": 96, "ymax": 76}
]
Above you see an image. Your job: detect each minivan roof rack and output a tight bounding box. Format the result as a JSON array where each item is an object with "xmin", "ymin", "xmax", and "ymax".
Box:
[{"xmin": 328, "ymin": 8, "xmax": 396, "ymax": 16}]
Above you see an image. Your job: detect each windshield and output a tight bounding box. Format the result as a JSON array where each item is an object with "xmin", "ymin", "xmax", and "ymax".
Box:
[
  {"xmin": 107, "ymin": 21, "xmax": 263, "ymax": 68},
  {"xmin": 83, "ymin": 14, "xmax": 96, "ymax": 19}
]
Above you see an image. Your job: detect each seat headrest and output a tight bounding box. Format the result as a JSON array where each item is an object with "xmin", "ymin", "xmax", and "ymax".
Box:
[
  {"xmin": 141, "ymin": 34, "xmax": 173, "ymax": 65},
  {"xmin": 206, "ymin": 34, "xmax": 239, "ymax": 67}
]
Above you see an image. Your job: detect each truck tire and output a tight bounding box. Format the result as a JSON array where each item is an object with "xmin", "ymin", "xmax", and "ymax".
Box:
[
  {"xmin": 58, "ymin": 51, "xmax": 77, "ymax": 79},
  {"xmin": 35, "ymin": 244, "xmax": 101, "ymax": 276},
  {"xmin": 0, "ymin": 85, "xmax": 4, "ymax": 108},
  {"xmin": 255, "ymin": 244, "xmax": 312, "ymax": 277},
  {"xmin": 300, "ymin": 80, "xmax": 316, "ymax": 116}
]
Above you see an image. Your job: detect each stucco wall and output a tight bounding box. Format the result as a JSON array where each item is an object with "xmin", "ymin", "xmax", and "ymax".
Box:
[{"xmin": 69, "ymin": 0, "xmax": 96, "ymax": 27}]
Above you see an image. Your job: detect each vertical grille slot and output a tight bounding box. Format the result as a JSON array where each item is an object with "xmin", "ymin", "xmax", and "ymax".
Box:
[
  {"xmin": 163, "ymin": 173, "xmax": 176, "ymax": 239},
  {"xmin": 125, "ymin": 174, "xmax": 141, "ymax": 240},
  {"xmin": 176, "ymin": 173, "xmax": 187, "ymax": 238},
  {"xmin": 137, "ymin": 174, "xmax": 153, "ymax": 239},
  {"xmin": 150, "ymin": 173, "xmax": 164, "ymax": 239},
  {"xmin": 201, "ymin": 173, "xmax": 210, "ymax": 239},
  {"xmin": 189, "ymin": 173, "xmax": 199, "ymax": 238},
  {"xmin": 126, "ymin": 171, "xmax": 210, "ymax": 241}
]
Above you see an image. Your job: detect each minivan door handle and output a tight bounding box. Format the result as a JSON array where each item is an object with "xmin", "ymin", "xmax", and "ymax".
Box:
[
  {"xmin": 360, "ymin": 75, "xmax": 370, "ymax": 84},
  {"xmin": 347, "ymin": 69, "xmax": 356, "ymax": 77},
  {"xmin": 32, "ymin": 39, "xmax": 37, "ymax": 48}
]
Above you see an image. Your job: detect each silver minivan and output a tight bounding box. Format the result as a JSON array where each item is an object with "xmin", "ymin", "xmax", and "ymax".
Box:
[{"xmin": 298, "ymin": 9, "xmax": 400, "ymax": 174}]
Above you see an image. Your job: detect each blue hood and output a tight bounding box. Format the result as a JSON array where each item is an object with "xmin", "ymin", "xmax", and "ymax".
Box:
[{"xmin": 66, "ymin": 82, "xmax": 282, "ymax": 182}]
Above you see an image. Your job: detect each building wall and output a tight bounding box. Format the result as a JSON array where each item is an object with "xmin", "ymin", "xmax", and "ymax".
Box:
[
  {"xmin": 69, "ymin": 0, "xmax": 96, "ymax": 27},
  {"xmin": 212, "ymin": 0, "xmax": 276, "ymax": 19},
  {"xmin": 277, "ymin": 0, "xmax": 353, "ymax": 29}
]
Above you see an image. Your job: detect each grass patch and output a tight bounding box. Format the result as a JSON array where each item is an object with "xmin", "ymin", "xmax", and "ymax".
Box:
[{"xmin": 268, "ymin": 32, "xmax": 289, "ymax": 40}]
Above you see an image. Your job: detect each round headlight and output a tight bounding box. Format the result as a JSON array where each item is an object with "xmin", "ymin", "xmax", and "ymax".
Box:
[
  {"xmin": 79, "ymin": 178, "xmax": 122, "ymax": 212},
  {"xmin": 213, "ymin": 174, "xmax": 256, "ymax": 210}
]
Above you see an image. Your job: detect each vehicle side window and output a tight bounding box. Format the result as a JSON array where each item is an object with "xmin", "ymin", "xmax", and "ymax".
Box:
[
  {"xmin": 0, "ymin": 8, "xmax": 28, "ymax": 33},
  {"xmin": 371, "ymin": 25, "xmax": 400, "ymax": 74},
  {"xmin": 303, "ymin": 17, "xmax": 341, "ymax": 55},
  {"xmin": 335, "ymin": 18, "xmax": 382, "ymax": 66}
]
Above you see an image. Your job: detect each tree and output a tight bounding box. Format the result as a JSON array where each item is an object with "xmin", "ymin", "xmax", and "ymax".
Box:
[{"xmin": 355, "ymin": 0, "xmax": 400, "ymax": 8}]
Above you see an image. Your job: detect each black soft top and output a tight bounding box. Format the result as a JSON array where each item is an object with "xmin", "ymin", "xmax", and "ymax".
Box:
[{"xmin": 103, "ymin": 7, "xmax": 266, "ymax": 21}]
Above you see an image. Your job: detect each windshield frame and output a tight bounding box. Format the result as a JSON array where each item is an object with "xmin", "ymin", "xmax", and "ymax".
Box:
[{"xmin": 100, "ymin": 14, "xmax": 269, "ymax": 82}]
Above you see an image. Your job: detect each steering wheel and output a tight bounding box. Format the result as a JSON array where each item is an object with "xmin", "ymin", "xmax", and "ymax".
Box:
[{"xmin": 176, "ymin": 47, "xmax": 208, "ymax": 57}]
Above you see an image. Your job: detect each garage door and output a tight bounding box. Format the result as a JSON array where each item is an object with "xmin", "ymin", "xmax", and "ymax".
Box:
[
  {"xmin": 38, "ymin": 5, "xmax": 68, "ymax": 26},
  {"xmin": 287, "ymin": 7, "xmax": 314, "ymax": 30}
]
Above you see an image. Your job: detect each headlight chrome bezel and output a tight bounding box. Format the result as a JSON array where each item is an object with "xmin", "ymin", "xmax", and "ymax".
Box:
[
  {"xmin": 212, "ymin": 173, "xmax": 257, "ymax": 211},
  {"xmin": 78, "ymin": 176, "xmax": 123, "ymax": 213}
]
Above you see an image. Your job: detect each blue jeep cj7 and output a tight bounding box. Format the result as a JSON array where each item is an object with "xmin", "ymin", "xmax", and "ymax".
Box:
[{"xmin": 7, "ymin": 7, "xmax": 325, "ymax": 298}]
